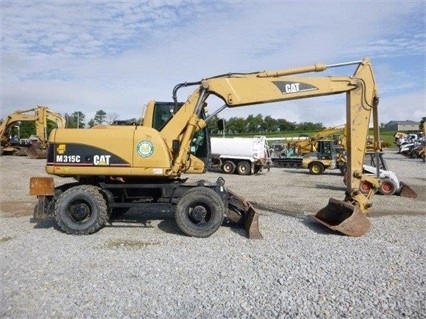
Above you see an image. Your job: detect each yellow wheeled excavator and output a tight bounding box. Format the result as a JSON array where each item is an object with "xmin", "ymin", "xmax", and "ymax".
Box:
[
  {"xmin": 31, "ymin": 57, "xmax": 383, "ymax": 238},
  {"xmin": 0, "ymin": 106, "xmax": 65, "ymax": 158}
]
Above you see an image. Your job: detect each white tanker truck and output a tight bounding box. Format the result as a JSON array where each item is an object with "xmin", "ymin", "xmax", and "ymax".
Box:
[{"xmin": 209, "ymin": 136, "xmax": 271, "ymax": 175}]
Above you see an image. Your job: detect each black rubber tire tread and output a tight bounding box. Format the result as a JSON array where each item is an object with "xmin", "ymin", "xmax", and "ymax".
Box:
[
  {"xmin": 222, "ymin": 160, "xmax": 236, "ymax": 174},
  {"xmin": 54, "ymin": 185, "xmax": 108, "ymax": 235},
  {"xmin": 378, "ymin": 179, "xmax": 397, "ymax": 196},
  {"xmin": 309, "ymin": 162, "xmax": 325, "ymax": 175},
  {"xmin": 175, "ymin": 187, "xmax": 225, "ymax": 238},
  {"xmin": 237, "ymin": 161, "xmax": 251, "ymax": 175}
]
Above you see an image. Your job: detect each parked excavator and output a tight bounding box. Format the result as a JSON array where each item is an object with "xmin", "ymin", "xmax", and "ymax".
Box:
[
  {"xmin": 270, "ymin": 125, "xmax": 346, "ymax": 174},
  {"xmin": 31, "ymin": 57, "xmax": 383, "ymax": 238},
  {"xmin": 0, "ymin": 106, "xmax": 65, "ymax": 158}
]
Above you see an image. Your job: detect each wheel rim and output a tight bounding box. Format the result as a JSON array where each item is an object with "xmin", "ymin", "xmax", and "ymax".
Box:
[
  {"xmin": 68, "ymin": 200, "xmax": 92, "ymax": 223},
  {"xmin": 239, "ymin": 162, "xmax": 249, "ymax": 174},
  {"xmin": 360, "ymin": 181, "xmax": 371, "ymax": 193},
  {"xmin": 223, "ymin": 163, "xmax": 232, "ymax": 173},
  {"xmin": 381, "ymin": 182, "xmax": 393, "ymax": 193},
  {"xmin": 188, "ymin": 204, "xmax": 211, "ymax": 225},
  {"xmin": 312, "ymin": 165, "xmax": 320, "ymax": 174}
]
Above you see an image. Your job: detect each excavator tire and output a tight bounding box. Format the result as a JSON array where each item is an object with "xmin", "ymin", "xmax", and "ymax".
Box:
[
  {"xmin": 222, "ymin": 160, "xmax": 236, "ymax": 174},
  {"xmin": 309, "ymin": 162, "xmax": 324, "ymax": 175},
  {"xmin": 175, "ymin": 187, "xmax": 225, "ymax": 238},
  {"xmin": 54, "ymin": 185, "xmax": 108, "ymax": 235}
]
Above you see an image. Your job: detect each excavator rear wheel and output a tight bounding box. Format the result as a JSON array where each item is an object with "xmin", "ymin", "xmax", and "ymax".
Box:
[
  {"xmin": 175, "ymin": 187, "xmax": 225, "ymax": 238},
  {"xmin": 54, "ymin": 185, "xmax": 108, "ymax": 235}
]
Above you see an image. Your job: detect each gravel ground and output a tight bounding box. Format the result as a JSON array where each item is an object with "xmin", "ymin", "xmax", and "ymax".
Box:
[{"xmin": 0, "ymin": 149, "xmax": 425, "ymax": 318}]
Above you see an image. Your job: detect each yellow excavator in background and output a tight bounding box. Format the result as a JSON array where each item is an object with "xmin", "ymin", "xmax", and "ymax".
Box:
[
  {"xmin": 0, "ymin": 106, "xmax": 66, "ymax": 158},
  {"xmin": 291, "ymin": 125, "xmax": 346, "ymax": 155},
  {"xmin": 31, "ymin": 58, "xmax": 386, "ymax": 238}
]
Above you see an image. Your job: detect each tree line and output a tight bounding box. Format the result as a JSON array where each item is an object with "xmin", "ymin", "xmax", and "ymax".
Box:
[
  {"xmin": 3, "ymin": 109, "xmax": 325, "ymax": 139},
  {"xmin": 66, "ymin": 110, "xmax": 325, "ymax": 133}
]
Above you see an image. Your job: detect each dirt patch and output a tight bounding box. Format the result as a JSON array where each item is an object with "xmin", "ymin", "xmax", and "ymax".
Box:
[
  {"xmin": 0, "ymin": 201, "xmax": 35, "ymax": 217},
  {"xmin": 0, "ymin": 236, "xmax": 15, "ymax": 243},
  {"xmin": 103, "ymin": 239, "xmax": 161, "ymax": 249}
]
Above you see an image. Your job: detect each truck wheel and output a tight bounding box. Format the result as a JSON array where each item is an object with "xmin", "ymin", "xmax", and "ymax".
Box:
[
  {"xmin": 175, "ymin": 187, "xmax": 225, "ymax": 238},
  {"xmin": 309, "ymin": 162, "xmax": 324, "ymax": 175},
  {"xmin": 379, "ymin": 179, "xmax": 397, "ymax": 196},
  {"xmin": 237, "ymin": 161, "xmax": 251, "ymax": 175},
  {"xmin": 222, "ymin": 160, "xmax": 236, "ymax": 174},
  {"xmin": 54, "ymin": 185, "xmax": 108, "ymax": 235}
]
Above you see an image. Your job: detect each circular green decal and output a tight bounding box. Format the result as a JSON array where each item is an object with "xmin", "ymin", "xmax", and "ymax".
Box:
[{"xmin": 137, "ymin": 140, "xmax": 154, "ymax": 158}]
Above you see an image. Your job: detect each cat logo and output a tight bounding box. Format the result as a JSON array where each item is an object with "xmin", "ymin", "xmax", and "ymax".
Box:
[
  {"xmin": 273, "ymin": 81, "xmax": 318, "ymax": 95},
  {"xmin": 56, "ymin": 144, "xmax": 66, "ymax": 154},
  {"xmin": 94, "ymin": 155, "xmax": 111, "ymax": 166},
  {"xmin": 284, "ymin": 82, "xmax": 300, "ymax": 93}
]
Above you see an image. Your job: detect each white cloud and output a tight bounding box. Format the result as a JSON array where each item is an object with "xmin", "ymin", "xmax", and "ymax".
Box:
[{"xmin": 1, "ymin": 0, "xmax": 425, "ymax": 126}]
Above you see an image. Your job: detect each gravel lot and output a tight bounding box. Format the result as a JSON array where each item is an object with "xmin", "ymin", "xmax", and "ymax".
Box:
[{"xmin": 1, "ymin": 149, "xmax": 425, "ymax": 318}]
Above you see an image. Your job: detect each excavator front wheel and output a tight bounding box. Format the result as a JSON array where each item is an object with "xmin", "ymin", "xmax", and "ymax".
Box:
[{"xmin": 175, "ymin": 187, "xmax": 225, "ymax": 238}]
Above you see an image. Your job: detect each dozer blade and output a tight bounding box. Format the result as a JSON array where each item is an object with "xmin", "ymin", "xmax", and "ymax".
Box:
[
  {"xmin": 399, "ymin": 181, "xmax": 417, "ymax": 198},
  {"xmin": 312, "ymin": 198, "xmax": 371, "ymax": 237},
  {"xmin": 227, "ymin": 189, "xmax": 263, "ymax": 239}
]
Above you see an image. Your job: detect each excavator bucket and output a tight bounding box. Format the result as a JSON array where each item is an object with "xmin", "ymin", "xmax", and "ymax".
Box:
[
  {"xmin": 28, "ymin": 144, "xmax": 47, "ymax": 159},
  {"xmin": 312, "ymin": 198, "xmax": 371, "ymax": 237},
  {"xmin": 226, "ymin": 189, "xmax": 263, "ymax": 239},
  {"xmin": 399, "ymin": 182, "xmax": 417, "ymax": 198}
]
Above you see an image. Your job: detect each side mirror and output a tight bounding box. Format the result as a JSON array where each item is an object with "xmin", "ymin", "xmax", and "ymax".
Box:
[{"xmin": 217, "ymin": 119, "xmax": 225, "ymax": 131}]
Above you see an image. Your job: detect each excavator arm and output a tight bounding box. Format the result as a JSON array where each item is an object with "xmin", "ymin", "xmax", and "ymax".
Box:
[{"xmin": 166, "ymin": 58, "xmax": 379, "ymax": 236}]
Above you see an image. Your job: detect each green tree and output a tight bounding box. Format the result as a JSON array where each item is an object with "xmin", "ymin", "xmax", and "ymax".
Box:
[
  {"xmin": 262, "ymin": 115, "xmax": 278, "ymax": 133},
  {"xmin": 66, "ymin": 111, "xmax": 86, "ymax": 128},
  {"xmin": 93, "ymin": 110, "xmax": 107, "ymax": 125},
  {"xmin": 227, "ymin": 117, "xmax": 246, "ymax": 134},
  {"xmin": 88, "ymin": 119, "xmax": 95, "ymax": 128},
  {"xmin": 276, "ymin": 118, "xmax": 297, "ymax": 131},
  {"xmin": 297, "ymin": 122, "xmax": 324, "ymax": 131},
  {"xmin": 246, "ymin": 114, "xmax": 263, "ymax": 133}
]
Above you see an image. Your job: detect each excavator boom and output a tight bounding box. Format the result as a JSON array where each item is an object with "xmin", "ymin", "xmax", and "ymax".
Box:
[{"xmin": 164, "ymin": 58, "xmax": 379, "ymax": 236}]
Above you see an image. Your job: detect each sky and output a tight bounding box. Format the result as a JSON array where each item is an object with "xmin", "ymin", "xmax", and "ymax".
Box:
[{"xmin": 1, "ymin": 0, "xmax": 425, "ymax": 127}]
